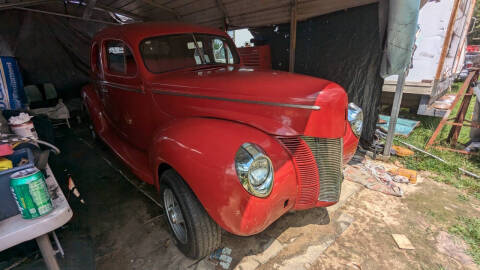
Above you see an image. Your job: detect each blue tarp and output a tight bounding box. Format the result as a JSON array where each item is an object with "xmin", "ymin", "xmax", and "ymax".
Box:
[
  {"xmin": 377, "ymin": 114, "xmax": 420, "ymax": 137},
  {"xmin": 381, "ymin": 0, "xmax": 421, "ymax": 77}
]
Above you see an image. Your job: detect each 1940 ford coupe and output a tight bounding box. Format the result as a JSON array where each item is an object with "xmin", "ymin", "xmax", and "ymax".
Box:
[{"xmin": 82, "ymin": 22, "xmax": 363, "ymax": 259}]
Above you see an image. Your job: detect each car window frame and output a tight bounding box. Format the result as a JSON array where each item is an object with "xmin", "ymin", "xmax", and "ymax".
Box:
[
  {"xmin": 102, "ymin": 38, "xmax": 139, "ymax": 79},
  {"xmin": 138, "ymin": 33, "xmax": 240, "ymax": 74}
]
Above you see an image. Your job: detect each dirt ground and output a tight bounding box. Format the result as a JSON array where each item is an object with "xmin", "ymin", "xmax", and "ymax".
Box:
[
  {"xmin": 314, "ymin": 170, "xmax": 480, "ymax": 270},
  {"xmin": 2, "ymin": 126, "xmax": 479, "ymax": 270}
]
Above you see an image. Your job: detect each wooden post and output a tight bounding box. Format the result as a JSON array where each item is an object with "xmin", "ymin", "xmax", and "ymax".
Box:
[
  {"xmin": 289, "ymin": 0, "xmax": 297, "ymax": 73},
  {"xmin": 434, "ymin": 0, "xmax": 461, "ymax": 82},
  {"xmin": 426, "ymin": 71, "xmax": 476, "ymax": 148},
  {"xmin": 452, "ymin": 0, "xmax": 476, "ymax": 74}
]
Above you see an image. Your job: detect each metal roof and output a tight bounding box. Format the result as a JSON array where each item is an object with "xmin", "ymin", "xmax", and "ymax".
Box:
[{"xmin": 2, "ymin": 0, "xmax": 381, "ymax": 28}]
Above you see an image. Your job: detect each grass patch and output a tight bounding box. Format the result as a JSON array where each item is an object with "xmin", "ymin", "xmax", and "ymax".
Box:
[
  {"xmin": 449, "ymin": 217, "xmax": 480, "ymax": 264},
  {"xmin": 457, "ymin": 194, "xmax": 470, "ymax": 202},
  {"xmin": 384, "ymin": 82, "xmax": 480, "ymax": 199}
]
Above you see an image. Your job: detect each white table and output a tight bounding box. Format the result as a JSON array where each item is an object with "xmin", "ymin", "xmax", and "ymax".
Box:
[{"xmin": 0, "ymin": 165, "xmax": 73, "ymax": 270}]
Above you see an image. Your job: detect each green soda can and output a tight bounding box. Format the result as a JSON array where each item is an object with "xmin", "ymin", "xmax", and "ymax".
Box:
[{"xmin": 10, "ymin": 168, "xmax": 53, "ymax": 219}]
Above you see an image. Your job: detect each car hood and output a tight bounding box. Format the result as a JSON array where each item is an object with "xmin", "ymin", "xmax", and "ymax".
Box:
[{"xmin": 148, "ymin": 66, "xmax": 348, "ymax": 137}]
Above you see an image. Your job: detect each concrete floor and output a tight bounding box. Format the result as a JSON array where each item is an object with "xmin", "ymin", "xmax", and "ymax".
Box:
[{"xmin": 0, "ymin": 125, "xmax": 362, "ymax": 270}]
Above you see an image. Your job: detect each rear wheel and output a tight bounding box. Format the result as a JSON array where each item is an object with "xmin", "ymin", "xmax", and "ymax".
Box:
[{"xmin": 160, "ymin": 169, "xmax": 221, "ymax": 259}]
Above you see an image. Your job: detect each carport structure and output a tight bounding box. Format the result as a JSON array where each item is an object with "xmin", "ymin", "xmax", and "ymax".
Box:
[
  {"xmin": 0, "ymin": 0, "xmax": 422, "ymax": 144},
  {"xmin": 0, "ymin": 0, "xmax": 424, "ymax": 269},
  {"xmin": 2, "ymin": 0, "xmax": 379, "ymax": 28}
]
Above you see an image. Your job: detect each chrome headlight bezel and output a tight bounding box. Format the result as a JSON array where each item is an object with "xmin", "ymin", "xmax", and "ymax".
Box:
[
  {"xmin": 235, "ymin": 143, "xmax": 274, "ymax": 198},
  {"xmin": 348, "ymin": 103, "xmax": 363, "ymax": 137}
]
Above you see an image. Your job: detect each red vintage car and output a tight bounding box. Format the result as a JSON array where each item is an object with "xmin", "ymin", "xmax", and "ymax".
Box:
[{"xmin": 82, "ymin": 22, "xmax": 362, "ymax": 259}]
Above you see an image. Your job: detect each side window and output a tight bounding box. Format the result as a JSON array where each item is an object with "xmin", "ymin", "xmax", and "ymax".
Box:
[
  {"xmin": 105, "ymin": 40, "xmax": 137, "ymax": 76},
  {"xmin": 212, "ymin": 39, "xmax": 226, "ymax": 63}
]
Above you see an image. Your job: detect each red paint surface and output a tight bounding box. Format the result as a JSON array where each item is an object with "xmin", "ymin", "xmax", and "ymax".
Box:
[{"xmin": 83, "ymin": 22, "xmax": 359, "ymax": 236}]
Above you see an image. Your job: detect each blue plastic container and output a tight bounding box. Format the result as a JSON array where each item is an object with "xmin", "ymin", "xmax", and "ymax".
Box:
[
  {"xmin": 0, "ymin": 148, "xmax": 35, "ymax": 221},
  {"xmin": 0, "ymin": 56, "xmax": 26, "ymax": 110}
]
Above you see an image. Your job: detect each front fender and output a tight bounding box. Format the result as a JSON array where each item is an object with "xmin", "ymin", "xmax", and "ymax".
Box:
[{"xmin": 149, "ymin": 118, "xmax": 298, "ymax": 236}]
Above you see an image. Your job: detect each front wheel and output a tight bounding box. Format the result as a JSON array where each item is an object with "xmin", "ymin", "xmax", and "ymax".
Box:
[{"xmin": 160, "ymin": 169, "xmax": 221, "ymax": 259}]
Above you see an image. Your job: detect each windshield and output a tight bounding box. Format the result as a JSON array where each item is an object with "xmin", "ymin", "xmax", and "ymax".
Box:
[{"xmin": 140, "ymin": 33, "xmax": 239, "ymax": 73}]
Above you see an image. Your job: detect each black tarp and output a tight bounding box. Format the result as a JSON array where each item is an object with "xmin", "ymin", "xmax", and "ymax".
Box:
[
  {"xmin": 0, "ymin": 10, "xmax": 105, "ymax": 99},
  {"xmin": 250, "ymin": 4, "xmax": 384, "ymax": 144},
  {"xmin": 1, "ymin": 5, "xmax": 383, "ymax": 143}
]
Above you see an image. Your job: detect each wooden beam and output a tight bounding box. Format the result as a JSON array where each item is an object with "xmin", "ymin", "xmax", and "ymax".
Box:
[
  {"xmin": 426, "ymin": 71, "xmax": 476, "ymax": 148},
  {"xmin": 141, "ymin": 0, "xmax": 180, "ymax": 20},
  {"xmin": 82, "ymin": 0, "xmax": 97, "ymax": 19},
  {"xmin": 452, "ymin": 0, "xmax": 476, "ymax": 74},
  {"xmin": 216, "ymin": 0, "xmax": 229, "ymax": 30},
  {"xmin": 434, "ymin": 0, "xmax": 461, "ymax": 81},
  {"xmin": 447, "ymin": 86, "xmax": 474, "ymax": 146},
  {"xmin": 289, "ymin": 0, "xmax": 297, "ymax": 73}
]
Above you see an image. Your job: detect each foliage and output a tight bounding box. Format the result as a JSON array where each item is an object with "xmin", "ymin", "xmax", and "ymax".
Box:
[
  {"xmin": 388, "ymin": 83, "xmax": 480, "ymax": 199},
  {"xmin": 449, "ymin": 217, "xmax": 480, "ymax": 264}
]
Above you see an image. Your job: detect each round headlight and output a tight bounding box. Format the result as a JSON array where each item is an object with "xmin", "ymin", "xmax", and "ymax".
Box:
[
  {"xmin": 235, "ymin": 143, "xmax": 274, "ymax": 198},
  {"xmin": 348, "ymin": 103, "xmax": 363, "ymax": 137}
]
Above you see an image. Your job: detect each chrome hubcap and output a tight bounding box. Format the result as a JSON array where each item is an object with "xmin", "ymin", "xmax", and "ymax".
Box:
[{"xmin": 163, "ymin": 188, "xmax": 187, "ymax": 244}]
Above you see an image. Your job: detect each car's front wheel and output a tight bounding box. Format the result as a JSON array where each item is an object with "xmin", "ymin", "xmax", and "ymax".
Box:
[{"xmin": 160, "ymin": 169, "xmax": 221, "ymax": 259}]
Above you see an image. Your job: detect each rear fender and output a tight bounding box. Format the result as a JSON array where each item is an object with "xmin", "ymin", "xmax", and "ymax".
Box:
[
  {"xmin": 149, "ymin": 118, "xmax": 298, "ymax": 235},
  {"xmin": 81, "ymin": 84, "xmax": 106, "ymax": 136}
]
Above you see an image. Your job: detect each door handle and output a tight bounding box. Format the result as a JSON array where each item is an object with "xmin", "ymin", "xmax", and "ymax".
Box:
[{"xmin": 100, "ymin": 86, "xmax": 109, "ymax": 93}]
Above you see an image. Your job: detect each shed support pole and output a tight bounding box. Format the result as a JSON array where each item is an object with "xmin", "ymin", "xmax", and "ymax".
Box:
[
  {"xmin": 82, "ymin": 0, "xmax": 97, "ymax": 19},
  {"xmin": 289, "ymin": 0, "xmax": 297, "ymax": 73},
  {"xmin": 383, "ymin": 69, "xmax": 407, "ymax": 156}
]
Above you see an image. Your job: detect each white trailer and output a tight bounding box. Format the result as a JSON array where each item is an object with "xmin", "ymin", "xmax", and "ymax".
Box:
[{"xmin": 382, "ymin": 0, "xmax": 476, "ymax": 116}]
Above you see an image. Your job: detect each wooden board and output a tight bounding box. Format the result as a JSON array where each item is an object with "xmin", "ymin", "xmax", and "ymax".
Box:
[
  {"xmin": 392, "ymin": 234, "xmax": 415, "ymax": 250},
  {"xmin": 383, "ymin": 81, "xmax": 433, "ymax": 95}
]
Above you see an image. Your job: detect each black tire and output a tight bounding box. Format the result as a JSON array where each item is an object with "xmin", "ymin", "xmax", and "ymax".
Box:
[{"xmin": 160, "ymin": 169, "xmax": 221, "ymax": 259}]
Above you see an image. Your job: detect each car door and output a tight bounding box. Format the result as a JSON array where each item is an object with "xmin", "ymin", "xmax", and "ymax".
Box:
[{"xmin": 102, "ymin": 39, "xmax": 154, "ymax": 150}]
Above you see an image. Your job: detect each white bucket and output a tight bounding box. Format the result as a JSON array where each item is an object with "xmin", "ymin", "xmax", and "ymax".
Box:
[{"xmin": 10, "ymin": 121, "xmax": 38, "ymax": 139}]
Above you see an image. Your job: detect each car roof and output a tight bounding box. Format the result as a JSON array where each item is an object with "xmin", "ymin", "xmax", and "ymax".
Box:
[{"xmin": 95, "ymin": 22, "xmax": 228, "ymax": 45}]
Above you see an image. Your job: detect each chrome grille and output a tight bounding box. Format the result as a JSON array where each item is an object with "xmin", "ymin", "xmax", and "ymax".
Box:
[
  {"xmin": 301, "ymin": 137, "xmax": 343, "ymax": 202},
  {"xmin": 277, "ymin": 137, "xmax": 319, "ymax": 209}
]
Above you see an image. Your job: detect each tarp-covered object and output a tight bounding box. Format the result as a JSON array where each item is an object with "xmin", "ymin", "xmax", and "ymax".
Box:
[
  {"xmin": 380, "ymin": 0, "xmax": 421, "ymax": 77},
  {"xmin": 0, "ymin": 11, "xmax": 105, "ymax": 97},
  {"xmin": 251, "ymin": 4, "xmax": 384, "ymax": 143}
]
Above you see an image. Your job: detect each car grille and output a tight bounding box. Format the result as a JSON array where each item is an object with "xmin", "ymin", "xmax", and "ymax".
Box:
[
  {"xmin": 301, "ymin": 137, "xmax": 343, "ymax": 202},
  {"xmin": 278, "ymin": 136, "xmax": 343, "ymax": 208}
]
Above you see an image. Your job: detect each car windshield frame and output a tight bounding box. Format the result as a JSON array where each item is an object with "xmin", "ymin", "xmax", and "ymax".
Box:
[{"xmin": 139, "ymin": 33, "xmax": 240, "ymax": 74}]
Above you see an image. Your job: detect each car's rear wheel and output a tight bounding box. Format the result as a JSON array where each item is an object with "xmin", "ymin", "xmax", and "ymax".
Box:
[{"xmin": 160, "ymin": 169, "xmax": 221, "ymax": 259}]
